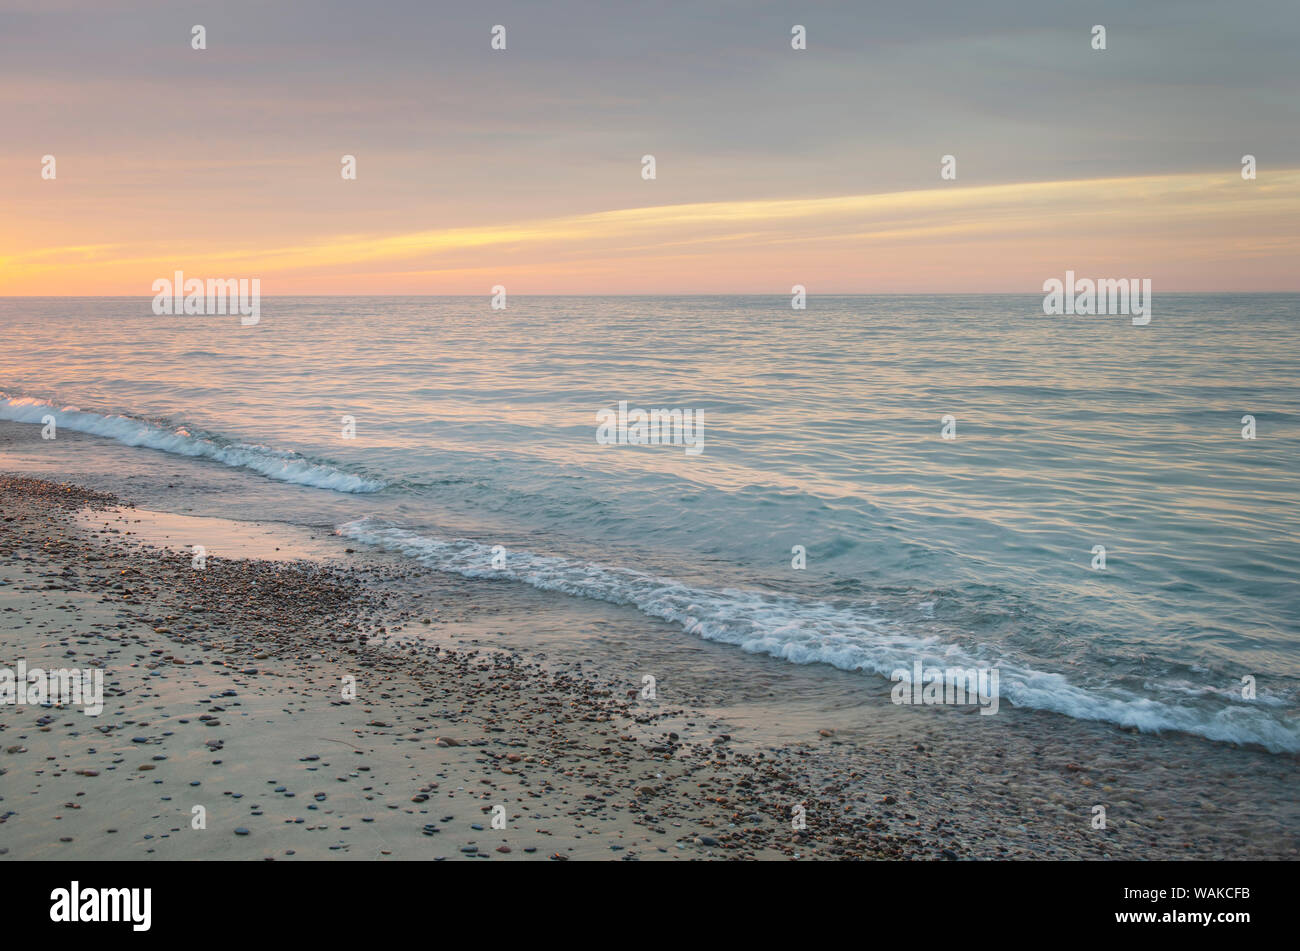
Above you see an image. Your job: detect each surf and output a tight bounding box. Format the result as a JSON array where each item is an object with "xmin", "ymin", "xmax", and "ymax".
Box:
[
  {"xmin": 0, "ymin": 394, "xmax": 384, "ymax": 494},
  {"xmin": 337, "ymin": 517, "xmax": 1300, "ymax": 754}
]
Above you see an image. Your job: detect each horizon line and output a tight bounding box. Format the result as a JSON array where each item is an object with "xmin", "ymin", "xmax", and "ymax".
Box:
[{"xmin": 2, "ymin": 291, "xmax": 1299, "ymax": 299}]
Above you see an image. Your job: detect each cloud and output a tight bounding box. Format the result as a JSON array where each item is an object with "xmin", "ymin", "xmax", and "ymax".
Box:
[{"xmin": 4, "ymin": 170, "xmax": 1296, "ymax": 292}]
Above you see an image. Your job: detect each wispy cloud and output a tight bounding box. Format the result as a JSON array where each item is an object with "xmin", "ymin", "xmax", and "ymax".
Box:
[{"xmin": 4, "ymin": 171, "xmax": 1297, "ymax": 293}]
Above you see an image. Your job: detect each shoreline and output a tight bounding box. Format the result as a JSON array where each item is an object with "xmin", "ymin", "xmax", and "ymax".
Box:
[
  {"xmin": 0, "ymin": 475, "xmax": 887, "ymax": 859},
  {"xmin": 2, "ymin": 472, "xmax": 1296, "ymax": 860}
]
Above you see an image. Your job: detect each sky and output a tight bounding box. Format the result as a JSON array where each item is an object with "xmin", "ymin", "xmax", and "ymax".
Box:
[{"xmin": 2, "ymin": 0, "xmax": 1297, "ymax": 294}]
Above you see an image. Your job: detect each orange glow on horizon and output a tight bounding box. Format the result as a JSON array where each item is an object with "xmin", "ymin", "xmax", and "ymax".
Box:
[{"xmin": 3, "ymin": 170, "xmax": 1298, "ymax": 295}]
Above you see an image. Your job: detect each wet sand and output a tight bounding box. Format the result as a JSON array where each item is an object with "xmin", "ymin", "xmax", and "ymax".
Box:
[
  {"xmin": 1, "ymin": 472, "xmax": 1296, "ymax": 861},
  {"xmin": 0, "ymin": 475, "xmax": 882, "ymax": 860}
]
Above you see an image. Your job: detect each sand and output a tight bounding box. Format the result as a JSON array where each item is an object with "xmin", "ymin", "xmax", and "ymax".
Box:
[
  {"xmin": 0, "ymin": 476, "xmax": 862, "ymax": 860},
  {"xmin": 3, "ymin": 473, "xmax": 1297, "ymax": 862}
]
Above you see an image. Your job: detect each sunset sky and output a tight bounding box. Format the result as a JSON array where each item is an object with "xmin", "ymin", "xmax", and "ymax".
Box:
[{"xmin": 2, "ymin": 0, "xmax": 1297, "ymax": 294}]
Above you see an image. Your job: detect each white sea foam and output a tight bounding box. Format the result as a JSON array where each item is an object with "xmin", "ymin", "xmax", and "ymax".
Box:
[
  {"xmin": 338, "ymin": 518, "xmax": 1300, "ymax": 753},
  {"xmin": 0, "ymin": 395, "xmax": 383, "ymax": 493}
]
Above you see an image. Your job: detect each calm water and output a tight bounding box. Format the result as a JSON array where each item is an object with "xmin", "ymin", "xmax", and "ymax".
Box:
[{"xmin": 3, "ymin": 295, "xmax": 1298, "ymax": 751}]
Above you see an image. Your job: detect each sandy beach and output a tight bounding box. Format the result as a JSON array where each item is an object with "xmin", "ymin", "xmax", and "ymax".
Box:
[
  {"xmin": 0, "ymin": 474, "xmax": 878, "ymax": 860},
  {"xmin": 2, "ymin": 466, "xmax": 1295, "ymax": 862}
]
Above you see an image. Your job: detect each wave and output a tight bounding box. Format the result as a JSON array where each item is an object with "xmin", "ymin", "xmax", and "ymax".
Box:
[
  {"xmin": 337, "ymin": 518, "xmax": 1300, "ymax": 753},
  {"xmin": 0, "ymin": 395, "xmax": 384, "ymax": 494}
]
